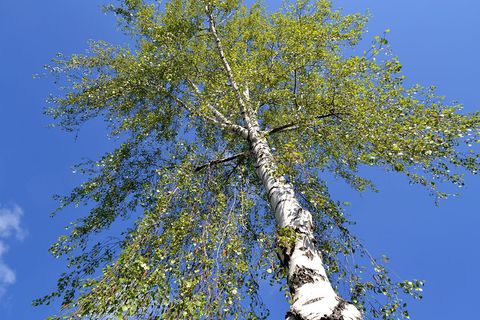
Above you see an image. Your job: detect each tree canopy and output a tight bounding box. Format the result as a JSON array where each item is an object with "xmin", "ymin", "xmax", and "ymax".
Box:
[{"xmin": 37, "ymin": 0, "xmax": 479, "ymax": 319}]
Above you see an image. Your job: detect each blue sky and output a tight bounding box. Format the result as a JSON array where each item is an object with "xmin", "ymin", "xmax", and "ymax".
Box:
[{"xmin": 0, "ymin": 1, "xmax": 479, "ymax": 319}]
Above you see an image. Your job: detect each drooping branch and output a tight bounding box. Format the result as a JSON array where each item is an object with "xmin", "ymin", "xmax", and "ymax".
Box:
[{"xmin": 194, "ymin": 152, "xmax": 248, "ymax": 172}]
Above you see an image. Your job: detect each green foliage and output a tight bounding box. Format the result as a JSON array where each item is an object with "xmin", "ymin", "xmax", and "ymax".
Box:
[{"xmin": 38, "ymin": 0, "xmax": 479, "ymax": 319}]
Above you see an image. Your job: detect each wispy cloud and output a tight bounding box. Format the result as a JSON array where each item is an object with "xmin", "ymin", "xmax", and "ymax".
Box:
[{"xmin": 0, "ymin": 206, "xmax": 26, "ymax": 297}]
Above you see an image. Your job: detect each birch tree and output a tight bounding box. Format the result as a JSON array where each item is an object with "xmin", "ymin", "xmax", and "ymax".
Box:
[{"xmin": 37, "ymin": 0, "xmax": 479, "ymax": 319}]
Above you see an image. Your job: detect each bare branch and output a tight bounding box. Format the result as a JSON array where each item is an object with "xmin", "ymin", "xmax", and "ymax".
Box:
[
  {"xmin": 194, "ymin": 152, "xmax": 249, "ymax": 172},
  {"xmin": 265, "ymin": 112, "xmax": 349, "ymax": 136}
]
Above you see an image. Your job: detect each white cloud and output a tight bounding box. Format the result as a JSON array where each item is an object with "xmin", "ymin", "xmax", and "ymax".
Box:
[
  {"xmin": 0, "ymin": 205, "xmax": 26, "ymax": 298},
  {"xmin": 0, "ymin": 206, "xmax": 25, "ymax": 240},
  {"xmin": 0, "ymin": 263, "xmax": 15, "ymax": 285}
]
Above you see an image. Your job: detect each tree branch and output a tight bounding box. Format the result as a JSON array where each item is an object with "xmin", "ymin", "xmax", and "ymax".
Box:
[
  {"xmin": 170, "ymin": 94, "xmax": 219, "ymax": 124},
  {"xmin": 205, "ymin": 4, "xmax": 255, "ymax": 128},
  {"xmin": 265, "ymin": 112, "xmax": 349, "ymax": 136},
  {"xmin": 194, "ymin": 152, "xmax": 248, "ymax": 172},
  {"xmin": 187, "ymin": 80, "xmax": 233, "ymax": 125},
  {"xmin": 168, "ymin": 92, "xmax": 249, "ymax": 138}
]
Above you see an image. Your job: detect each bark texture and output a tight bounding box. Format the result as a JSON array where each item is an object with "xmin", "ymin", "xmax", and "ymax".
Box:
[{"xmin": 248, "ymin": 128, "xmax": 362, "ymax": 320}]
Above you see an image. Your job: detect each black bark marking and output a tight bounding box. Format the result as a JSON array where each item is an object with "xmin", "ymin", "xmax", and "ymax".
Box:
[
  {"xmin": 332, "ymin": 299, "xmax": 347, "ymax": 318},
  {"xmin": 305, "ymin": 250, "xmax": 314, "ymax": 260},
  {"xmin": 318, "ymin": 298, "xmax": 348, "ymax": 320},
  {"xmin": 289, "ymin": 267, "xmax": 318, "ymax": 293},
  {"xmin": 285, "ymin": 298, "xmax": 351, "ymax": 320},
  {"xmin": 285, "ymin": 311, "xmax": 304, "ymax": 320},
  {"xmin": 261, "ymin": 169, "xmax": 269, "ymax": 181},
  {"xmin": 292, "ymin": 208, "xmax": 314, "ymax": 231},
  {"xmin": 274, "ymin": 198, "xmax": 288, "ymax": 214},
  {"xmin": 267, "ymin": 185, "xmax": 279, "ymax": 201},
  {"xmin": 304, "ymin": 297, "xmax": 323, "ymax": 306}
]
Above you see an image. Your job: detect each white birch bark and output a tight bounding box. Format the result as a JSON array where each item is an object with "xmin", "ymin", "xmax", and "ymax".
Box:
[{"xmin": 248, "ymin": 128, "xmax": 362, "ymax": 320}]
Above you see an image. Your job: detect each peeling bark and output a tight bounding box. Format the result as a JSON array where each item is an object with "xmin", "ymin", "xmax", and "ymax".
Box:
[{"xmin": 248, "ymin": 129, "xmax": 362, "ymax": 320}]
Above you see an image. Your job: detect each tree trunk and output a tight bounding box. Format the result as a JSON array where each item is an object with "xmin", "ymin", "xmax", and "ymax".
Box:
[{"xmin": 248, "ymin": 128, "xmax": 362, "ymax": 320}]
